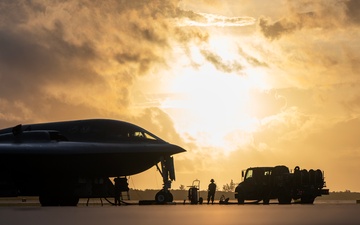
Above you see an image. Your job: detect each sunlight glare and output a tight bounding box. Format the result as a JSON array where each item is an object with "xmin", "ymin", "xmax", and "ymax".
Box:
[
  {"xmin": 162, "ymin": 67, "xmax": 266, "ymax": 153},
  {"xmin": 159, "ymin": 38, "xmax": 270, "ymax": 154}
]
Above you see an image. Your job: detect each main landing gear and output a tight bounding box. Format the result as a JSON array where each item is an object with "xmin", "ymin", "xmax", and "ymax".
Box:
[{"xmin": 155, "ymin": 156, "xmax": 175, "ymax": 204}]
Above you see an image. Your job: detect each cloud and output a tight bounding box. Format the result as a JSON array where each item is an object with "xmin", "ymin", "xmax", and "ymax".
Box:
[
  {"xmin": 0, "ymin": 1, "xmax": 211, "ymax": 174},
  {"xmin": 0, "ymin": 23, "xmax": 101, "ymax": 92},
  {"xmin": 278, "ymin": 117, "xmax": 360, "ymax": 191},
  {"xmin": 344, "ymin": 0, "xmax": 360, "ymax": 24},
  {"xmin": 258, "ymin": 15, "xmax": 300, "ymax": 40},
  {"xmin": 237, "ymin": 47, "xmax": 268, "ymax": 68},
  {"xmin": 132, "ymin": 107, "xmax": 184, "ymax": 146},
  {"xmin": 0, "ymin": 0, "xmax": 205, "ymax": 124},
  {"xmin": 200, "ymin": 49, "xmax": 243, "ymax": 73},
  {"xmin": 258, "ymin": 0, "xmax": 360, "ymax": 40},
  {"xmin": 177, "ymin": 11, "xmax": 256, "ymax": 27},
  {"xmin": 251, "ymin": 0, "xmax": 360, "ymax": 91}
]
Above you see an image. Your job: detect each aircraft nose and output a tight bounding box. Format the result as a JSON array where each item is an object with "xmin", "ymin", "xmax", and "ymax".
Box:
[{"xmin": 170, "ymin": 144, "xmax": 186, "ymax": 154}]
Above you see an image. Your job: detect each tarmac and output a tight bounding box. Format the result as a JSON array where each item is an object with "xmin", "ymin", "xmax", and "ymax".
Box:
[{"xmin": 1, "ymin": 202, "xmax": 360, "ymax": 225}]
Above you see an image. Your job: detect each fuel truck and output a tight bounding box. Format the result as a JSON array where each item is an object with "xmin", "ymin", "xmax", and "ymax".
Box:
[{"xmin": 234, "ymin": 165, "xmax": 329, "ymax": 204}]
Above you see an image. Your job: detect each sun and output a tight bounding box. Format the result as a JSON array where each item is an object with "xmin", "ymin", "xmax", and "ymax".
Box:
[{"xmin": 160, "ymin": 43, "xmax": 269, "ymax": 154}]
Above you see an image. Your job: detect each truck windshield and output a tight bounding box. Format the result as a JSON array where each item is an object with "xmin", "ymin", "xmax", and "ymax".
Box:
[{"xmin": 245, "ymin": 169, "xmax": 253, "ymax": 180}]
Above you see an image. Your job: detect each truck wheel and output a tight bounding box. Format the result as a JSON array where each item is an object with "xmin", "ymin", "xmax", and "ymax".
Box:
[
  {"xmin": 235, "ymin": 187, "xmax": 245, "ymax": 205},
  {"xmin": 237, "ymin": 192, "xmax": 245, "ymax": 204},
  {"xmin": 278, "ymin": 190, "xmax": 292, "ymax": 204},
  {"xmin": 237, "ymin": 198, "xmax": 244, "ymax": 204},
  {"xmin": 278, "ymin": 197, "xmax": 291, "ymax": 204},
  {"xmin": 301, "ymin": 196, "xmax": 315, "ymax": 204},
  {"xmin": 263, "ymin": 198, "xmax": 270, "ymax": 205}
]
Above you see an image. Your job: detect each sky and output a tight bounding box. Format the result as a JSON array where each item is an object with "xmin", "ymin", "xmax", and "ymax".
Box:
[{"xmin": 1, "ymin": 0, "xmax": 360, "ymax": 192}]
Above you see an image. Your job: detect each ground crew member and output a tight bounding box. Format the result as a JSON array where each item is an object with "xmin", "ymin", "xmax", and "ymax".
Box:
[
  {"xmin": 114, "ymin": 176, "xmax": 121, "ymax": 206},
  {"xmin": 207, "ymin": 179, "xmax": 216, "ymax": 204}
]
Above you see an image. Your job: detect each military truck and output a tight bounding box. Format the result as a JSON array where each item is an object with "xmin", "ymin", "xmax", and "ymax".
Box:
[{"xmin": 234, "ymin": 165, "xmax": 329, "ymax": 204}]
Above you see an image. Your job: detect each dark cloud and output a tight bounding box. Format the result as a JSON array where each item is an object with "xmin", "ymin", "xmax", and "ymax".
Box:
[
  {"xmin": 130, "ymin": 23, "xmax": 168, "ymax": 44},
  {"xmin": 200, "ymin": 49, "xmax": 243, "ymax": 73},
  {"xmin": 345, "ymin": 0, "xmax": 360, "ymax": 24},
  {"xmin": 238, "ymin": 47, "xmax": 268, "ymax": 67},
  {"xmin": 0, "ymin": 0, "xmax": 203, "ymax": 125},
  {"xmin": 0, "ymin": 26, "xmax": 101, "ymax": 101},
  {"xmin": 258, "ymin": 17, "xmax": 297, "ymax": 40},
  {"xmin": 258, "ymin": 0, "xmax": 360, "ymax": 40},
  {"xmin": 258, "ymin": 12, "xmax": 315, "ymax": 40},
  {"xmin": 115, "ymin": 50, "xmax": 165, "ymax": 75}
]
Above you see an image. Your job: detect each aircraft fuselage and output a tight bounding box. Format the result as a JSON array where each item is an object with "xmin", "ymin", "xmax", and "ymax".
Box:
[{"xmin": 0, "ymin": 119, "xmax": 185, "ymax": 205}]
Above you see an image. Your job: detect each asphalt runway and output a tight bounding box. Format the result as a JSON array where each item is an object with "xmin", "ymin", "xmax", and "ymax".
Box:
[{"xmin": 1, "ymin": 203, "xmax": 360, "ymax": 225}]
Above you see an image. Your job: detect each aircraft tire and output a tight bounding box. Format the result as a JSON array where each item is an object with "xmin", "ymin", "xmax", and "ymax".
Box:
[
  {"xmin": 39, "ymin": 195, "xmax": 60, "ymax": 206},
  {"xmin": 167, "ymin": 192, "xmax": 173, "ymax": 202},
  {"xmin": 59, "ymin": 196, "xmax": 79, "ymax": 206},
  {"xmin": 155, "ymin": 191, "xmax": 166, "ymax": 203},
  {"xmin": 155, "ymin": 190, "xmax": 173, "ymax": 203}
]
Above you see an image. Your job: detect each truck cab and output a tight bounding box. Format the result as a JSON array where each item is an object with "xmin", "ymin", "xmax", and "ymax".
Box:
[{"xmin": 235, "ymin": 166, "xmax": 290, "ymax": 204}]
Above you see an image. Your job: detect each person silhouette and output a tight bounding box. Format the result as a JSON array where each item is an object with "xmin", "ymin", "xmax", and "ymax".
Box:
[
  {"xmin": 114, "ymin": 177, "xmax": 121, "ymax": 206},
  {"xmin": 207, "ymin": 179, "xmax": 216, "ymax": 204}
]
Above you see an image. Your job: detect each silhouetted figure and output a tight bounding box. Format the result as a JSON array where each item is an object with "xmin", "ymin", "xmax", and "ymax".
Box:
[
  {"xmin": 114, "ymin": 176, "xmax": 121, "ymax": 206},
  {"xmin": 207, "ymin": 179, "xmax": 216, "ymax": 204}
]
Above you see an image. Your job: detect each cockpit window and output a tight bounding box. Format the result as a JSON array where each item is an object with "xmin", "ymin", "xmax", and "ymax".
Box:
[
  {"xmin": 72, "ymin": 121, "xmax": 163, "ymax": 143},
  {"xmin": 141, "ymin": 132, "xmax": 157, "ymax": 140},
  {"xmin": 116, "ymin": 128, "xmax": 158, "ymax": 141},
  {"xmin": 131, "ymin": 131, "xmax": 157, "ymax": 140}
]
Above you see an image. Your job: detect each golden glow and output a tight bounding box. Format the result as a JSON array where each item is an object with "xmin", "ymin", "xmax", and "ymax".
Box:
[{"xmin": 160, "ymin": 42, "xmax": 269, "ymax": 154}]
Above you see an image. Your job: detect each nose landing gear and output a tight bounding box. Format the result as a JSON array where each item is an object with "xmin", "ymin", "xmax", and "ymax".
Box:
[{"xmin": 155, "ymin": 156, "xmax": 176, "ymax": 204}]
